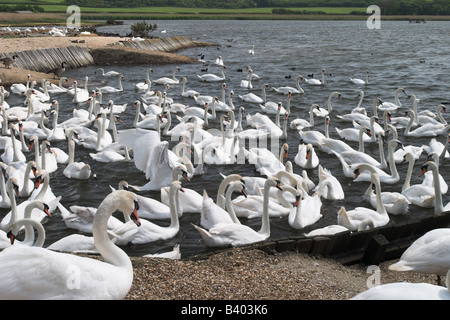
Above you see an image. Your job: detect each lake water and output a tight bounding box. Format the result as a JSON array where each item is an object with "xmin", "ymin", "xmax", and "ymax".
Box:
[{"xmin": 2, "ymin": 20, "xmax": 450, "ymax": 258}]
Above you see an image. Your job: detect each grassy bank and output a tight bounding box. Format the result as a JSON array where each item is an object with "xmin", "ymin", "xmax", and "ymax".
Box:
[{"xmin": 0, "ymin": 7, "xmax": 449, "ymax": 26}]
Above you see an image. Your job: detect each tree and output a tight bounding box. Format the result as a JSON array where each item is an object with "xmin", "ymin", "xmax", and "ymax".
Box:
[{"xmin": 130, "ymin": 21, "xmax": 158, "ymax": 38}]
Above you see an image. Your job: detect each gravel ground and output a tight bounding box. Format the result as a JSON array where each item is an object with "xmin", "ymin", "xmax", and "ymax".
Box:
[{"xmin": 124, "ymin": 248, "xmax": 443, "ymax": 300}]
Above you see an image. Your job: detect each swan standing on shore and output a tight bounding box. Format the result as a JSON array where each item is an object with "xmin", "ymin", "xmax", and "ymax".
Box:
[{"xmin": 0, "ymin": 190, "xmax": 141, "ymax": 300}]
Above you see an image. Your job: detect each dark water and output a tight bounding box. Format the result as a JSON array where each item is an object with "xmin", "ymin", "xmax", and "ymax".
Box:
[{"xmin": 2, "ymin": 20, "xmax": 450, "ymax": 258}]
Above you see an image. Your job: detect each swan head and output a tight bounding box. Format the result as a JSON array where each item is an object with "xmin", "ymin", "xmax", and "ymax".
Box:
[
  {"xmin": 117, "ymin": 190, "xmax": 141, "ymax": 227},
  {"xmin": 7, "ymin": 177, "xmax": 20, "ymax": 198},
  {"xmin": 419, "ymin": 161, "xmax": 437, "ymax": 177},
  {"xmin": 265, "ymin": 177, "xmax": 283, "ymax": 191}
]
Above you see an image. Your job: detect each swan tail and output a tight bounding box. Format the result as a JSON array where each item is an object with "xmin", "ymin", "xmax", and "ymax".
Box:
[
  {"xmin": 337, "ymin": 206, "xmax": 351, "ymax": 228},
  {"xmin": 388, "ymin": 261, "xmax": 414, "ymax": 272}
]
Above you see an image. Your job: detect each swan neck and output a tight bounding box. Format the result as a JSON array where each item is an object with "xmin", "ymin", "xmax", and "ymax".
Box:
[
  {"xmin": 402, "ymin": 157, "xmax": 415, "ymax": 191},
  {"xmin": 16, "ymin": 218, "xmax": 45, "ymax": 247},
  {"xmin": 168, "ymin": 185, "xmax": 180, "ymax": 229},
  {"xmin": 92, "ymin": 192, "xmax": 133, "ymax": 268},
  {"xmin": 259, "ymin": 182, "xmax": 272, "ymax": 237},
  {"xmin": 373, "ymin": 176, "xmax": 387, "ymax": 215},
  {"xmin": 225, "ymin": 186, "xmax": 241, "ymax": 224},
  {"xmin": 216, "ymin": 175, "xmax": 240, "ymax": 209},
  {"xmin": 431, "ymin": 164, "xmax": 444, "ymax": 215}
]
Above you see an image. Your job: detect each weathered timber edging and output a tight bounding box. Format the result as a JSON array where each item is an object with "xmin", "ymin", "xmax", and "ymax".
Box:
[
  {"xmin": 0, "ymin": 46, "xmax": 94, "ymax": 74},
  {"xmin": 0, "ymin": 36, "xmax": 214, "ymax": 84}
]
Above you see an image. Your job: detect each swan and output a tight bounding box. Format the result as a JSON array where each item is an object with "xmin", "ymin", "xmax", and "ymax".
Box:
[
  {"xmin": 350, "ymin": 140, "xmax": 403, "ymax": 184},
  {"xmin": 180, "ymin": 77, "xmax": 199, "ymax": 97},
  {"xmin": 76, "ymin": 112, "xmax": 113, "ymax": 151},
  {"xmin": 143, "ymin": 245, "xmax": 181, "ymax": 260},
  {"xmin": 111, "ymin": 181, "xmax": 171, "ymax": 220},
  {"xmin": 0, "ymin": 177, "xmax": 19, "ymax": 212},
  {"xmin": 46, "ymin": 77, "xmax": 68, "ymax": 94},
  {"xmin": 285, "ymin": 185, "xmax": 323, "ymax": 229},
  {"xmin": 10, "ymin": 74, "xmax": 31, "ymax": 95},
  {"xmin": 378, "ymin": 88, "xmax": 407, "ymax": 111},
  {"xmin": 298, "ymin": 116, "xmax": 330, "ymax": 147},
  {"xmin": 335, "ymin": 125, "xmax": 373, "ymax": 143},
  {"xmin": 1, "ymin": 124, "xmax": 27, "ymax": 165},
  {"xmin": 351, "ymin": 269, "xmax": 450, "ymax": 300},
  {"xmin": 313, "ymin": 165, "xmax": 345, "ymax": 201},
  {"xmin": 300, "ymin": 69, "xmax": 325, "ymax": 85},
  {"xmin": 118, "ymin": 181, "xmax": 183, "ymax": 245},
  {"xmin": 318, "ymin": 122, "xmax": 367, "ymax": 155},
  {"xmin": 273, "ymin": 75, "xmax": 304, "ymax": 94},
  {"xmin": 240, "ymin": 69, "xmax": 254, "ymax": 89},
  {"xmin": 155, "ymin": 66, "xmax": 181, "ymax": 85},
  {"xmin": 294, "ymin": 143, "xmax": 319, "ymax": 169},
  {"xmin": 247, "ymin": 143, "xmax": 288, "ymax": 177},
  {"xmin": 95, "ymin": 68, "xmax": 120, "ymax": 78},
  {"xmin": 97, "ymin": 74, "xmax": 124, "ymax": 93},
  {"xmin": 63, "ymin": 138, "xmax": 92, "ymax": 180},
  {"xmin": 350, "ymin": 70, "xmax": 369, "ymax": 85},
  {"xmin": 388, "ymin": 229, "xmax": 450, "ymax": 285},
  {"xmin": 197, "ymin": 65, "xmax": 226, "ymax": 82},
  {"xmin": 419, "ymin": 161, "xmax": 450, "ymax": 215},
  {"xmin": 290, "ymin": 104, "xmax": 317, "ymax": 130},
  {"xmin": 192, "ymin": 177, "xmax": 282, "ymax": 247},
  {"xmin": 134, "ymin": 68, "xmax": 153, "ymax": 92},
  {"xmin": 200, "ymin": 180, "xmax": 245, "ymax": 230},
  {"xmin": 404, "ymin": 109, "xmax": 450, "ymax": 137},
  {"xmin": 339, "ymin": 132, "xmax": 386, "ymax": 169},
  {"xmin": 71, "ymin": 80, "xmax": 90, "ymax": 104},
  {"xmin": 46, "ymin": 100, "xmax": 66, "ymax": 142},
  {"xmin": 246, "ymin": 105, "xmax": 284, "ymax": 138},
  {"xmin": 133, "ymin": 100, "xmax": 167, "ymax": 130},
  {"xmin": 423, "ymin": 134, "xmax": 450, "ymax": 160},
  {"xmin": 337, "ymin": 172, "xmax": 389, "ymax": 231},
  {"xmin": 0, "ymin": 190, "xmax": 141, "ymax": 300},
  {"xmin": 117, "ymin": 129, "xmax": 188, "ymax": 191},
  {"xmin": 4, "ymin": 160, "xmax": 38, "ymax": 199},
  {"xmin": 239, "ymin": 83, "xmax": 266, "ymax": 104},
  {"xmin": 32, "ymin": 79, "xmax": 51, "ymax": 102},
  {"xmin": 352, "ymin": 115, "xmax": 384, "ymax": 138},
  {"xmin": 363, "ymin": 174, "xmax": 410, "ymax": 215},
  {"xmin": 421, "ymin": 153, "xmax": 448, "ymax": 194},
  {"xmin": 0, "ymin": 203, "xmax": 49, "ymax": 250}
]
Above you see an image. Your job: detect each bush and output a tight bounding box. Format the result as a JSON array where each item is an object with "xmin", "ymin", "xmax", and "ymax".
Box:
[{"xmin": 130, "ymin": 21, "xmax": 158, "ymax": 38}]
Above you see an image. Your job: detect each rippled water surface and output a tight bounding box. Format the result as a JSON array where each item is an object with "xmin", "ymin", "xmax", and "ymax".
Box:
[{"xmin": 3, "ymin": 20, "xmax": 450, "ymax": 258}]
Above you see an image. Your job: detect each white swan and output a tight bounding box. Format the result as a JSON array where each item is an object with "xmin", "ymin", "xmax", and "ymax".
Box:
[
  {"xmin": 298, "ymin": 116, "xmax": 330, "ymax": 147},
  {"xmin": 197, "ymin": 65, "xmax": 226, "ymax": 82},
  {"xmin": 97, "ymin": 74, "xmax": 124, "ymax": 93},
  {"xmin": 155, "ymin": 66, "xmax": 181, "ymax": 85},
  {"xmin": 363, "ymin": 172, "xmax": 410, "ymax": 215},
  {"xmin": 378, "ymin": 87, "xmax": 407, "ymax": 111},
  {"xmin": 239, "ymin": 83, "xmax": 266, "ymax": 104},
  {"xmin": 388, "ymin": 228, "xmax": 450, "ymax": 284},
  {"xmin": 337, "ymin": 172, "xmax": 389, "ymax": 231},
  {"xmin": 95, "ymin": 68, "xmax": 120, "ymax": 78},
  {"xmin": 63, "ymin": 138, "xmax": 92, "ymax": 180},
  {"xmin": 134, "ymin": 68, "xmax": 153, "ymax": 92},
  {"xmin": 351, "ymin": 269, "xmax": 450, "ymax": 300},
  {"xmin": 284, "ymin": 185, "xmax": 323, "ymax": 230},
  {"xmin": 339, "ymin": 132, "xmax": 386, "ymax": 169},
  {"xmin": 318, "ymin": 122, "xmax": 367, "ymax": 155},
  {"xmin": 290, "ymin": 104, "xmax": 317, "ymax": 130},
  {"xmin": 46, "ymin": 77, "xmax": 68, "ymax": 94},
  {"xmin": 0, "ymin": 190, "xmax": 141, "ymax": 300},
  {"xmin": 294, "ymin": 143, "xmax": 319, "ymax": 169},
  {"xmin": 419, "ymin": 161, "xmax": 450, "ymax": 215},
  {"xmin": 350, "ymin": 70, "xmax": 369, "ymax": 85},
  {"xmin": 273, "ymin": 75, "xmax": 304, "ymax": 94},
  {"xmin": 133, "ymin": 100, "xmax": 167, "ymax": 130},
  {"xmin": 200, "ymin": 180, "xmax": 245, "ymax": 230},
  {"xmin": 335, "ymin": 125, "xmax": 373, "ymax": 143},
  {"xmin": 192, "ymin": 177, "xmax": 282, "ymax": 247},
  {"xmin": 180, "ymin": 77, "xmax": 199, "ymax": 98},
  {"xmin": 71, "ymin": 80, "xmax": 90, "ymax": 104},
  {"xmin": 300, "ymin": 69, "xmax": 325, "ymax": 85},
  {"xmin": 247, "ymin": 143, "xmax": 288, "ymax": 177},
  {"xmin": 404, "ymin": 109, "xmax": 450, "ymax": 137},
  {"xmin": 313, "ymin": 165, "xmax": 345, "ymax": 201},
  {"xmin": 118, "ymin": 181, "xmax": 183, "ymax": 245}
]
